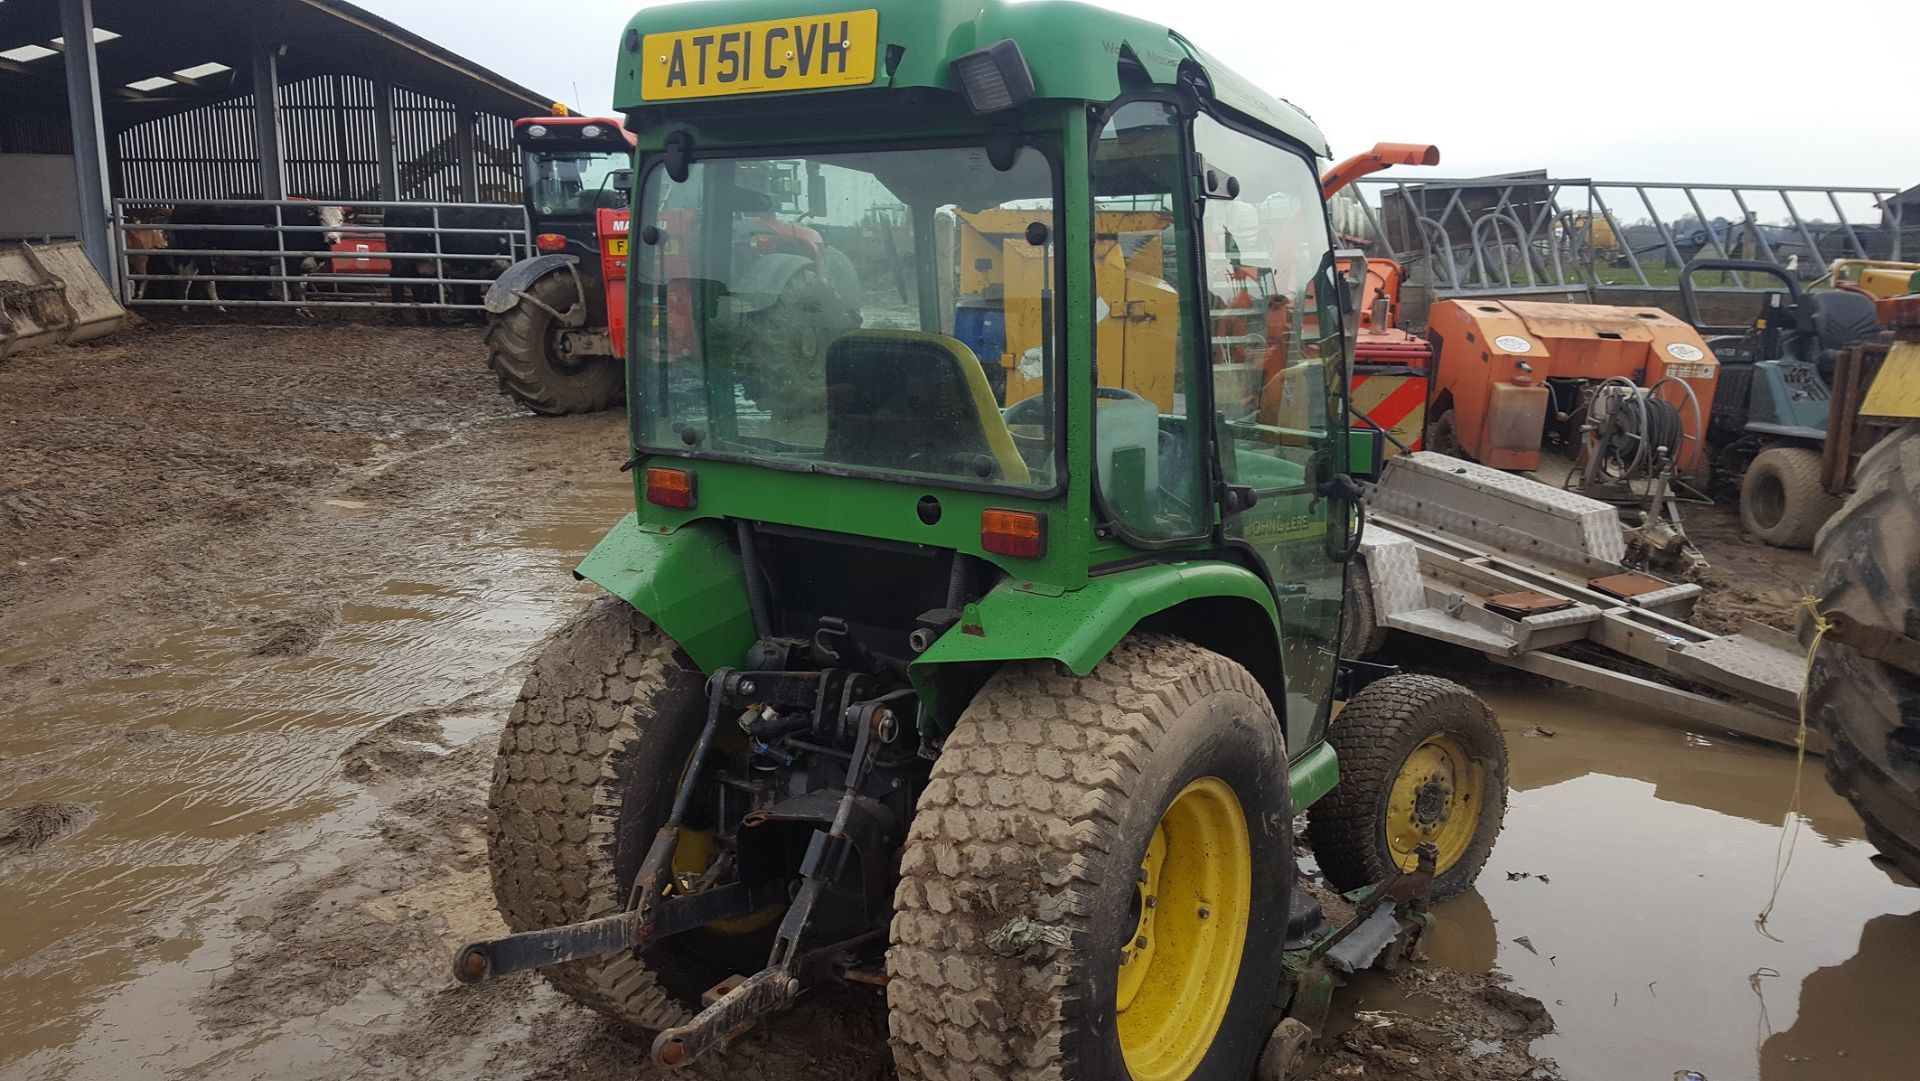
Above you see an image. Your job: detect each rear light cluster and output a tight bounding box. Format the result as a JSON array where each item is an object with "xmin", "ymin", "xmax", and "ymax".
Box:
[
  {"xmin": 642, "ymin": 469, "xmax": 1043, "ymax": 562},
  {"xmin": 645, "ymin": 467, "xmax": 697, "ymax": 509},
  {"xmin": 535, "ymin": 233, "xmax": 568, "ymax": 253},
  {"xmin": 981, "ymin": 509, "xmax": 1045, "ymax": 558},
  {"xmin": 1881, "ymin": 293, "xmax": 1920, "ymax": 336}
]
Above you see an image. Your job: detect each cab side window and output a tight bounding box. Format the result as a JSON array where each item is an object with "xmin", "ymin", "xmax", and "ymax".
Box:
[
  {"xmin": 1090, "ymin": 100, "xmax": 1206, "ymax": 540},
  {"xmin": 1193, "ymin": 115, "xmax": 1342, "ymax": 495}
]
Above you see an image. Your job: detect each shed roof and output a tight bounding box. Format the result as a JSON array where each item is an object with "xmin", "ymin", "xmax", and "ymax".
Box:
[{"xmin": 0, "ymin": 0, "xmax": 554, "ymax": 127}]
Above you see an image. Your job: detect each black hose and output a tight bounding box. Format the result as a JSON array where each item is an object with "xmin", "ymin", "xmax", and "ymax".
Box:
[
  {"xmin": 945, "ymin": 552, "xmax": 971, "ymax": 609},
  {"xmin": 1633, "ymin": 397, "xmax": 1684, "ymax": 472},
  {"xmin": 735, "ymin": 520, "xmax": 773, "ymax": 641}
]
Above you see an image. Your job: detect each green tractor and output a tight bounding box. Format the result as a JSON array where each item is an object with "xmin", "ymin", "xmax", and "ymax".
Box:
[{"xmin": 455, "ymin": 2, "xmax": 1510, "ymax": 1076}]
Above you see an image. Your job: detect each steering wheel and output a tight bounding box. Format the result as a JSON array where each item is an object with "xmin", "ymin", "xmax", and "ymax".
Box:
[{"xmin": 1003, "ymin": 386, "xmax": 1145, "ymax": 427}]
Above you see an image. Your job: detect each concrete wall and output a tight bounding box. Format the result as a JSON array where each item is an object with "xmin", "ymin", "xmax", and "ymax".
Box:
[{"xmin": 0, "ymin": 154, "xmax": 82, "ymax": 239}]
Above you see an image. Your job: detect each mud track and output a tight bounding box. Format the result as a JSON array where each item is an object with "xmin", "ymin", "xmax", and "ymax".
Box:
[{"xmin": 0, "ymin": 323, "xmax": 1552, "ymax": 1080}]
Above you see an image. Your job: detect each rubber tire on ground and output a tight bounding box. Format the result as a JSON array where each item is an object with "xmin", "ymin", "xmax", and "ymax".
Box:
[
  {"xmin": 485, "ymin": 271, "xmax": 624, "ymax": 416},
  {"xmin": 887, "ymin": 636, "xmax": 1293, "ymax": 1081},
  {"xmin": 1306, "ymin": 674, "xmax": 1508, "ymax": 902},
  {"xmin": 1426, "ymin": 409, "xmax": 1462, "ymax": 459},
  {"xmin": 1740, "ymin": 445, "xmax": 1841, "ymax": 549},
  {"xmin": 487, "ymin": 595, "xmax": 753, "ymax": 1030},
  {"xmin": 1342, "ymin": 562, "xmax": 1389, "ymax": 660},
  {"xmin": 1806, "ymin": 425, "xmax": 1920, "ymax": 884}
]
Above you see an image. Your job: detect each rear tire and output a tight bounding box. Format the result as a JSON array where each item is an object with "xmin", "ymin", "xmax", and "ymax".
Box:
[
  {"xmin": 1740, "ymin": 445, "xmax": 1840, "ymax": 549},
  {"xmin": 1806, "ymin": 426, "xmax": 1920, "ymax": 884},
  {"xmin": 1307, "ymin": 675, "xmax": 1507, "ymax": 902},
  {"xmin": 485, "ymin": 271, "xmax": 624, "ymax": 416},
  {"xmin": 487, "ymin": 596, "xmax": 757, "ymax": 1030},
  {"xmin": 887, "ymin": 636, "xmax": 1293, "ymax": 1081}
]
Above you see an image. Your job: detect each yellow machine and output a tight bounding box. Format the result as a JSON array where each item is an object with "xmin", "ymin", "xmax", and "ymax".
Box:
[
  {"xmin": 955, "ymin": 208, "xmax": 1180, "ymax": 410},
  {"xmin": 1830, "ymin": 259, "xmax": 1920, "ymax": 301}
]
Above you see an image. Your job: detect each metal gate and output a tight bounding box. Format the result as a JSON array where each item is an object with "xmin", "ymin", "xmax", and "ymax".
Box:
[
  {"xmin": 1346, "ymin": 177, "xmax": 1906, "ymax": 295},
  {"xmin": 112, "ymin": 198, "xmax": 530, "ymax": 311}
]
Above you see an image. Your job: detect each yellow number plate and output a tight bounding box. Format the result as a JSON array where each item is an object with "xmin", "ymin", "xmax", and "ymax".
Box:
[
  {"xmin": 606, "ymin": 237, "xmax": 629, "ymax": 257},
  {"xmin": 641, "ymin": 10, "xmax": 879, "ymax": 101}
]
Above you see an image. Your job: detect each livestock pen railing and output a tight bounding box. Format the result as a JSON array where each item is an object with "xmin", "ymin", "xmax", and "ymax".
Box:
[
  {"xmin": 112, "ymin": 198, "xmax": 531, "ymax": 311},
  {"xmin": 1345, "ymin": 177, "xmax": 1906, "ymax": 296}
]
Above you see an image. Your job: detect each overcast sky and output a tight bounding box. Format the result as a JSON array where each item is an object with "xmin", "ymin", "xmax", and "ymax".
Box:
[{"xmin": 358, "ymin": 0, "xmax": 1919, "ymax": 190}]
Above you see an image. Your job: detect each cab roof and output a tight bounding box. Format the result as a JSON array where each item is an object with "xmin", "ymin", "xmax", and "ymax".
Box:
[{"xmin": 611, "ymin": 0, "xmax": 1329, "ymax": 157}]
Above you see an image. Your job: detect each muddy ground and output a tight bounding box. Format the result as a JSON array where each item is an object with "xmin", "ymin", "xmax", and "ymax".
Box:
[{"xmin": 1, "ymin": 321, "xmax": 1906, "ymax": 1081}]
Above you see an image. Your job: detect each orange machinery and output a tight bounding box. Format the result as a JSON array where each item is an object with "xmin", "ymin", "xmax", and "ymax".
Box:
[
  {"xmin": 1324, "ymin": 144, "xmax": 1441, "ymax": 456},
  {"xmin": 1322, "ymin": 142, "xmax": 1719, "ymax": 477},
  {"xmin": 1423, "ymin": 299, "xmax": 1720, "ymax": 475}
]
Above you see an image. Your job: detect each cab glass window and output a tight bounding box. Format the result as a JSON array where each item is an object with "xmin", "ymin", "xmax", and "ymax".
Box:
[
  {"xmin": 1090, "ymin": 100, "xmax": 1205, "ymax": 540},
  {"xmin": 632, "ymin": 146, "xmax": 1060, "ymax": 490},
  {"xmin": 1194, "ymin": 114, "xmax": 1343, "ymax": 496},
  {"xmin": 525, "ymin": 149, "xmax": 631, "ymax": 217}
]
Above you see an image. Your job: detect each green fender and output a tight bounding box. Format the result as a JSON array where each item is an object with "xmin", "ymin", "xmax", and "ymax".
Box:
[
  {"xmin": 578, "ymin": 524, "xmax": 1341, "ymax": 808},
  {"xmin": 575, "ymin": 516, "xmax": 757, "ymax": 673},
  {"xmin": 909, "ymin": 560, "xmax": 1339, "ymax": 807},
  {"xmin": 910, "ymin": 559, "xmax": 1279, "ymax": 679}
]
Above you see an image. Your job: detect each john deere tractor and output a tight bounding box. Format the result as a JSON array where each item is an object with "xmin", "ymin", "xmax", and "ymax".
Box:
[{"xmin": 456, "ymin": 3, "xmax": 1510, "ymax": 1076}]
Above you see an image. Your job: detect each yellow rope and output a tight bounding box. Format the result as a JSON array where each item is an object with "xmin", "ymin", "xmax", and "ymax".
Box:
[{"xmin": 1755, "ymin": 596, "xmax": 1829, "ymax": 942}]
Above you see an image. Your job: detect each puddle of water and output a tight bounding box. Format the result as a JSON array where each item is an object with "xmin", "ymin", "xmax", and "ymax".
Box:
[
  {"xmin": 0, "ymin": 466, "xmax": 633, "ymax": 1069},
  {"xmin": 1432, "ymin": 683, "xmax": 1920, "ymax": 1081}
]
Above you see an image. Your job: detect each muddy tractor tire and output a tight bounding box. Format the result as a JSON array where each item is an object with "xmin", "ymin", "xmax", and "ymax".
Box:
[
  {"xmin": 485, "ymin": 271, "xmax": 624, "ymax": 416},
  {"xmin": 887, "ymin": 636, "xmax": 1293, "ymax": 1081},
  {"xmin": 1307, "ymin": 675, "xmax": 1508, "ymax": 902},
  {"xmin": 1740, "ymin": 445, "xmax": 1841, "ymax": 549},
  {"xmin": 487, "ymin": 596, "xmax": 766, "ymax": 1030},
  {"xmin": 1806, "ymin": 425, "xmax": 1920, "ymax": 883}
]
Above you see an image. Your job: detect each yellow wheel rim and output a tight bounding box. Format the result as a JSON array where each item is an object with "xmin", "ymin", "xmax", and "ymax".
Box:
[
  {"xmin": 666, "ymin": 730, "xmax": 782, "ymax": 936},
  {"xmin": 1116, "ymin": 778, "xmax": 1252, "ymax": 1081},
  {"xmin": 1386, "ymin": 733, "xmax": 1485, "ymax": 874}
]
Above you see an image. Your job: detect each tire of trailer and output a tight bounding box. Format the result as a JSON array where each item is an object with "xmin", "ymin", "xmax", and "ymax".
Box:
[
  {"xmin": 1740, "ymin": 445, "xmax": 1840, "ymax": 549},
  {"xmin": 887, "ymin": 636, "xmax": 1293, "ymax": 1081},
  {"xmin": 486, "ymin": 595, "xmax": 766, "ymax": 1030},
  {"xmin": 1806, "ymin": 424, "xmax": 1920, "ymax": 884},
  {"xmin": 1342, "ymin": 562, "xmax": 1389, "ymax": 660},
  {"xmin": 1307, "ymin": 674, "xmax": 1508, "ymax": 902},
  {"xmin": 485, "ymin": 270, "xmax": 624, "ymax": 416}
]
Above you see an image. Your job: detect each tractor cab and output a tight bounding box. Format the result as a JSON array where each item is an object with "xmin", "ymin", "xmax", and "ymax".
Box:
[
  {"xmin": 458, "ymin": 4, "xmax": 1510, "ymax": 1076},
  {"xmin": 516, "ymin": 115, "xmax": 636, "ymax": 254}
]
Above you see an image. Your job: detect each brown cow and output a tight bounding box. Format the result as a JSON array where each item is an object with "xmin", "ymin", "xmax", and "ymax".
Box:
[{"xmin": 123, "ymin": 206, "xmax": 171, "ymax": 300}]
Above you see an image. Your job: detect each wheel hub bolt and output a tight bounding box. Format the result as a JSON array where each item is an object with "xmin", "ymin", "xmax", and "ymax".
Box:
[
  {"xmin": 1198, "ymin": 907, "xmax": 1211, "ymax": 920},
  {"xmin": 1135, "ymin": 935, "xmax": 1149, "ymax": 949},
  {"xmin": 1144, "ymin": 896, "xmax": 1157, "ymax": 909}
]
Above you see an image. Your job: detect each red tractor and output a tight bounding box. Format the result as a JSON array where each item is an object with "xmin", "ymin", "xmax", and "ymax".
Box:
[
  {"xmin": 484, "ymin": 116, "xmax": 637, "ymax": 415},
  {"xmin": 484, "ymin": 115, "xmax": 842, "ymax": 416}
]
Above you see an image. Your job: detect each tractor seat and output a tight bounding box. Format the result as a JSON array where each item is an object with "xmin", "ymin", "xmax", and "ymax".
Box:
[
  {"xmin": 823, "ymin": 330, "xmax": 1031, "ymax": 484},
  {"xmin": 1809, "ymin": 289, "xmax": 1881, "ymax": 353}
]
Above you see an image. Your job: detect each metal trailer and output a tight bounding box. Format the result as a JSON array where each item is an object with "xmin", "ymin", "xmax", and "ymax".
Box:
[{"xmin": 1359, "ymin": 451, "xmax": 1814, "ymax": 752}]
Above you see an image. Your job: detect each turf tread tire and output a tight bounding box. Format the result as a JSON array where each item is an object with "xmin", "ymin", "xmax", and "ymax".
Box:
[
  {"xmin": 1306, "ymin": 675, "xmax": 1507, "ymax": 901},
  {"xmin": 886, "ymin": 635, "xmax": 1290, "ymax": 1081},
  {"xmin": 486, "ymin": 595, "xmax": 697, "ymax": 1030},
  {"xmin": 485, "ymin": 271, "xmax": 624, "ymax": 416},
  {"xmin": 1741, "ymin": 445, "xmax": 1841, "ymax": 549},
  {"xmin": 1806, "ymin": 425, "xmax": 1920, "ymax": 884}
]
